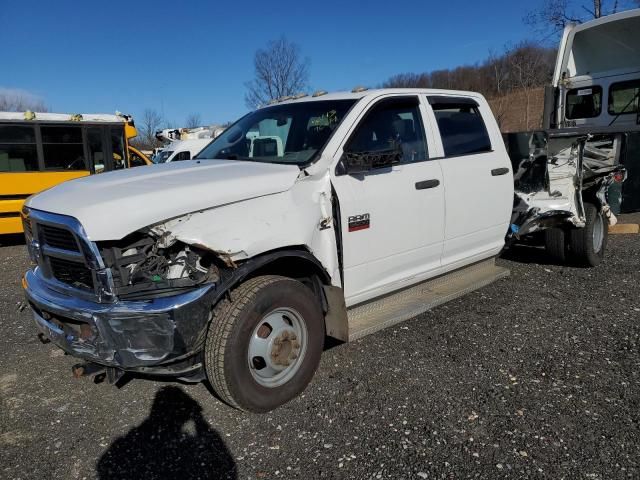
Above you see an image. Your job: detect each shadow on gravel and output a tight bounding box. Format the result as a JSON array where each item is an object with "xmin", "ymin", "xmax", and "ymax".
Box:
[
  {"xmin": 96, "ymin": 386, "xmax": 236, "ymax": 480},
  {"xmin": 0, "ymin": 234, "xmax": 25, "ymax": 247},
  {"xmin": 500, "ymin": 244, "xmax": 566, "ymax": 266}
]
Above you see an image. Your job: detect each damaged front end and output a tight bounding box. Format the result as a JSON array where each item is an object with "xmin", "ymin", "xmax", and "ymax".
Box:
[
  {"xmin": 98, "ymin": 231, "xmax": 221, "ymax": 299},
  {"xmin": 22, "ymin": 211, "xmax": 228, "ymax": 381},
  {"xmin": 505, "ymin": 131, "xmax": 626, "ymax": 239}
]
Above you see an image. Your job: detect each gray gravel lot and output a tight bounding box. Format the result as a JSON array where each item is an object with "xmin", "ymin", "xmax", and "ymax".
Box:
[{"xmin": 1, "ymin": 226, "xmax": 639, "ymax": 480}]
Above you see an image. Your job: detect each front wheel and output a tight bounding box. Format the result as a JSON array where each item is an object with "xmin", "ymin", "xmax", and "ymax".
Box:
[
  {"xmin": 569, "ymin": 203, "xmax": 608, "ymax": 267},
  {"xmin": 205, "ymin": 275, "xmax": 324, "ymax": 412}
]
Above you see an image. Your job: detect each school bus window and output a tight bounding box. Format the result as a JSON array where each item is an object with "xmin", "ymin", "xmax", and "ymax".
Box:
[
  {"xmin": 87, "ymin": 127, "xmax": 106, "ymax": 173},
  {"xmin": 0, "ymin": 125, "xmax": 39, "ymax": 172},
  {"xmin": 111, "ymin": 127, "xmax": 126, "ymax": 169},
  {"xmin": 41, "ymin": 125, "xmax": 86, "ymax": 170}
]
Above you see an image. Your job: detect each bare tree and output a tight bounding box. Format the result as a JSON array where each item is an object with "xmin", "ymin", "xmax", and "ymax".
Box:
[
  {"xmin": 486, "ymin": 50, "xmax": 511, "ymax": 97},
  {"xmin": 382, "ymin": 72, "xmax": 431, "ymax": 88},
  {"xmin": 0, "ymin": 88, "xmax": 48, "ymax": 112},
  {"xmin": 244, "ymin": 37, "xmax": 310, "ymax": 109},
  {"xmin": 525, "ymin": 0, "xmax": 639, "ymax": 36},
  {"xmin": 506, "ymin": 42, "xmax": 554, "ymax": 129},
  {"xmin": 137, "ymin": 109, "xmax": 164, "ymax": 149},
  {"xmin": 489, "ymin": 95, "xmax": 511, "ymax": 130},
  {"xmin": 185, "ymin": 113, "xmax": 201, "ymax": 129}
]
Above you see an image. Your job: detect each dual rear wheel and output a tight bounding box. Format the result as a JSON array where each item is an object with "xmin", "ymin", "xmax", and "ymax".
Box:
[{"xmin": 544, "ymin": 203, "xmax": 607, "ymax": 267}]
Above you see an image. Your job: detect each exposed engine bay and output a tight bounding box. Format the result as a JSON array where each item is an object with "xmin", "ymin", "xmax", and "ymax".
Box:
[
  {"xmin": 505, "ymin": 131, "xmax": 626, "ymax": 238},
  {"xmin": 99, "ymin": 232, "xmax": 221, "ymax": 298}
]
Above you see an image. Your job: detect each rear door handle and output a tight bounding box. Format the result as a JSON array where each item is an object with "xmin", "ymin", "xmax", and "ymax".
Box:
[
  {"xmin": 491, "ymin": 167, "xmax": 510, "ymax": 176},
  {"xmin": 415, "ymin": 179, "xmax": 440, "ymax": 190}
]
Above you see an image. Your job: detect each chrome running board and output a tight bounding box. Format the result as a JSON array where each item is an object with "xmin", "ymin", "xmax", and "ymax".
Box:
[{"xmin": 347, "ymin": 258, "xmax": 510, "ymax": 341}]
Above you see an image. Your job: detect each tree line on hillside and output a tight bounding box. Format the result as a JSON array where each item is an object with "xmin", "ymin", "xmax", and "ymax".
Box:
[
  {"xmin": 381, "ymin": 43, "xmax": 555, "ymax": 98},
  {"xmin": 382, "ymin": 42, "xmax": 556, "ymax": 129}
]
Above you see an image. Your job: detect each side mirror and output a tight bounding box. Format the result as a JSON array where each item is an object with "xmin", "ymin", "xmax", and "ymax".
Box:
[
  {"xmin": 342, "ymin": 146, "xmax": 402, "ymax": 175},
  {"xmin": 342, "ymin": 150, "xmax": 371, "ymax": 175}
]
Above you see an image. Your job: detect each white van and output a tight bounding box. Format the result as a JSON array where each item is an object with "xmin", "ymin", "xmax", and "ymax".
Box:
[{"xmin": 153, "ymin": 138, "xmax": 212, "ymax": 163}]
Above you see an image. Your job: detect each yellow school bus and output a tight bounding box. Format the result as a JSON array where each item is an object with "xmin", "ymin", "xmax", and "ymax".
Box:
[{"xmin": 0, "ymin": 112, "xmax": 151, "ymax": 234}]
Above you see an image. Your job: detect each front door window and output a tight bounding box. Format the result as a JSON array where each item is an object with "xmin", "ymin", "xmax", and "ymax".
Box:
[{"xmin": 347, "ymin": 97, "xmax": 428, "ymax": 164}]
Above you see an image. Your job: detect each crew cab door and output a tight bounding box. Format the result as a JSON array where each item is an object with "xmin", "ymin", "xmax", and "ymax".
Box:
[
  {"xmin": 425, "ymin": 96, "xmax": 513, "ymax": 267},
  {"xmin": 331, "ymin": 95, "xmax": 445, "ymax": 306}
]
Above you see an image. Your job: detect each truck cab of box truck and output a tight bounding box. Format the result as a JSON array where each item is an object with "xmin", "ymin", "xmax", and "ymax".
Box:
[{"xmin": 541, "ymin": 9, "xmax": 640, "ymax": 213}]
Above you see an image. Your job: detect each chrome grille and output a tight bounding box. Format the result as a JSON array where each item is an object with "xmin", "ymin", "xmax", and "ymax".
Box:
[
  {"xmin": 40, "ymin": 224, "xmax": 79, "ymax": 252},
  {"xmin": 48, "ymin": 256, "xmax": 94, "ymax": 290},
  {"xmin": 24, "ymin": 208, "xmax": 114, "ymax": 302},
  {"xmin": 23, "ymin": 217, "xmax": 33, "ymax": 239}
]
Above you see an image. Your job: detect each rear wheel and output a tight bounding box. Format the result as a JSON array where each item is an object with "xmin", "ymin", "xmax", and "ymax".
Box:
[
  {"xmin": 569, "ymin": 202, "xmax": 607, "ymax": 267},
  {"xmin": 205, "ymin": 275, "xmax": 324, "ymax": 412}
]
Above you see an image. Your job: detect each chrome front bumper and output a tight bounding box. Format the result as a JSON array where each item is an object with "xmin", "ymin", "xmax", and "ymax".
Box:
[{"xmin": 23, "ymin": 268, "xmax": 216, "ymax": 369}]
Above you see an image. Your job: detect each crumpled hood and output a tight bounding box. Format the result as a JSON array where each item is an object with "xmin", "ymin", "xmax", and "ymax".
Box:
[{"xmin": 26, "ymin": 160, "xmax": 301, "ymax": 241}]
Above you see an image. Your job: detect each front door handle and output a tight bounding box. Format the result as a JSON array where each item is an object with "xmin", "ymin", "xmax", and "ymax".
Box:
[
  {"xmin": 415, "ymin": 179, "xmax": 440, "ymax": 190},
  {"xmin": 491, "ymin": 167, "xmax": 510, "ymax": 176}
]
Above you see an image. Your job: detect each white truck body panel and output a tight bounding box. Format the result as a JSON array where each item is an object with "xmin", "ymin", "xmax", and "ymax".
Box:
[
  {"xmin": 332, "ymin": 158, "xmax": 446, "ymax": 303},
  {"xmin": 325, "ymin": 91, "xmax": 512, "ymax": 305},
  {"xmin": 551, "ymin": 9, "xmax": 640, "ymax": 129},
  {"xmin": 552, "ymin": 9, "xmax": 640, "ymax": 86},
  {"xmin": 26, "ymin": 160, "xmax": 300, "ymax": 241},
  {"xmin": 431, "ymin": 97, "xmax": 512, "ymax": 266}
]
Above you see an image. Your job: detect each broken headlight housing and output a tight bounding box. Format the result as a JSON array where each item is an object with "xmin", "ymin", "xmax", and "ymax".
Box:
[{"xmin": 98, "ymin": 231, "xmax": 219, "ymax": 299}]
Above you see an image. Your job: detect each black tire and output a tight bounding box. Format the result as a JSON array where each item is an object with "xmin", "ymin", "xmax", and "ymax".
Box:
[
  {"xmin": 544, "ymin": 227, "xmax": 567, "ymax": 263},
  {"xmin": 569, "ymin": 203, "xmax": 608, "ymax": 267},
  {"xmin": 205, "ymin": 275, "xmax": 324, "ymax": 412}
]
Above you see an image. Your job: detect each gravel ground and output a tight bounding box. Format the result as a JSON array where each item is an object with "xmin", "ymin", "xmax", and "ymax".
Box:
[{"xmin": 1, "ymin": 224, "xmax": 639, "ymax": 480}]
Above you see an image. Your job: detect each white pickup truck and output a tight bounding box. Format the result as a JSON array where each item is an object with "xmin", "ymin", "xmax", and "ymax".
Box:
[{"xmin": 21, "ymin": 88, "xmax": 621, "ymax": 412}]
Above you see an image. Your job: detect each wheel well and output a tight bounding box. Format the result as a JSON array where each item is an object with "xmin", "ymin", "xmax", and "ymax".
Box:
[
  {"xmin": 245, "ymin": 251, "xmax": 330, "ymax": 312},
  {"xmin": 208, "ymin": 248, "xmax": 347, "ymax": 344}
]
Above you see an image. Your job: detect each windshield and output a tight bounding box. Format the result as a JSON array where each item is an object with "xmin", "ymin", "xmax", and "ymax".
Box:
[
  {"xmin": 154, "ymin": 150, "xmax": 174, "ymax": 163},
  {"xmin": 195, "ymin": 99, "xmax": 356, "ymax": 165}
]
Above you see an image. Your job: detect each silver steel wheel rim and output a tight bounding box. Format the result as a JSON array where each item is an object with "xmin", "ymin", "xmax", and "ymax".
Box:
[
  {"xmin": 247, "ymin": 307, "xmax": 308, "ymax": 388},
  {"xmin": 592, "ymin": 212, "xmax": 604, "ymax": 253}
]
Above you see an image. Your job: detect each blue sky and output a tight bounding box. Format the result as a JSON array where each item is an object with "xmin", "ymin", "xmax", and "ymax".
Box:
[{"xmin": 2, "ymin": 0, "xmax": 547, "ymax": 126}]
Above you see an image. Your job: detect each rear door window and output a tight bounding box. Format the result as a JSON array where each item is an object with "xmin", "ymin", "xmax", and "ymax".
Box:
[
  {"xmin": 566, "ymin": 87, "xmax": 602, "ymax": 119},
  {"xmin": 430, "ymin": 100, "xmax": 492, "ymax": 157},
  {"xmin": 248, "ymin": 118, "xmax": 291, "ymax": 158},
  {"xmin": 608, "ymin": 80, "xmax": 640, "ymax": 115},
  {"xmin": 0, "ymin": 125, "xmax": 39, "ymax": 172}
]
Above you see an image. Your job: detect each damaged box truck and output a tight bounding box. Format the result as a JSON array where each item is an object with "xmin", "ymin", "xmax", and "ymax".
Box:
[
  {"xmin": 21, "ymin": 88, "xmax": 623, "ymax": 412},
  {"xmin": 540, "ymin": 8, "xmax": 640, "ymax": 213}
]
